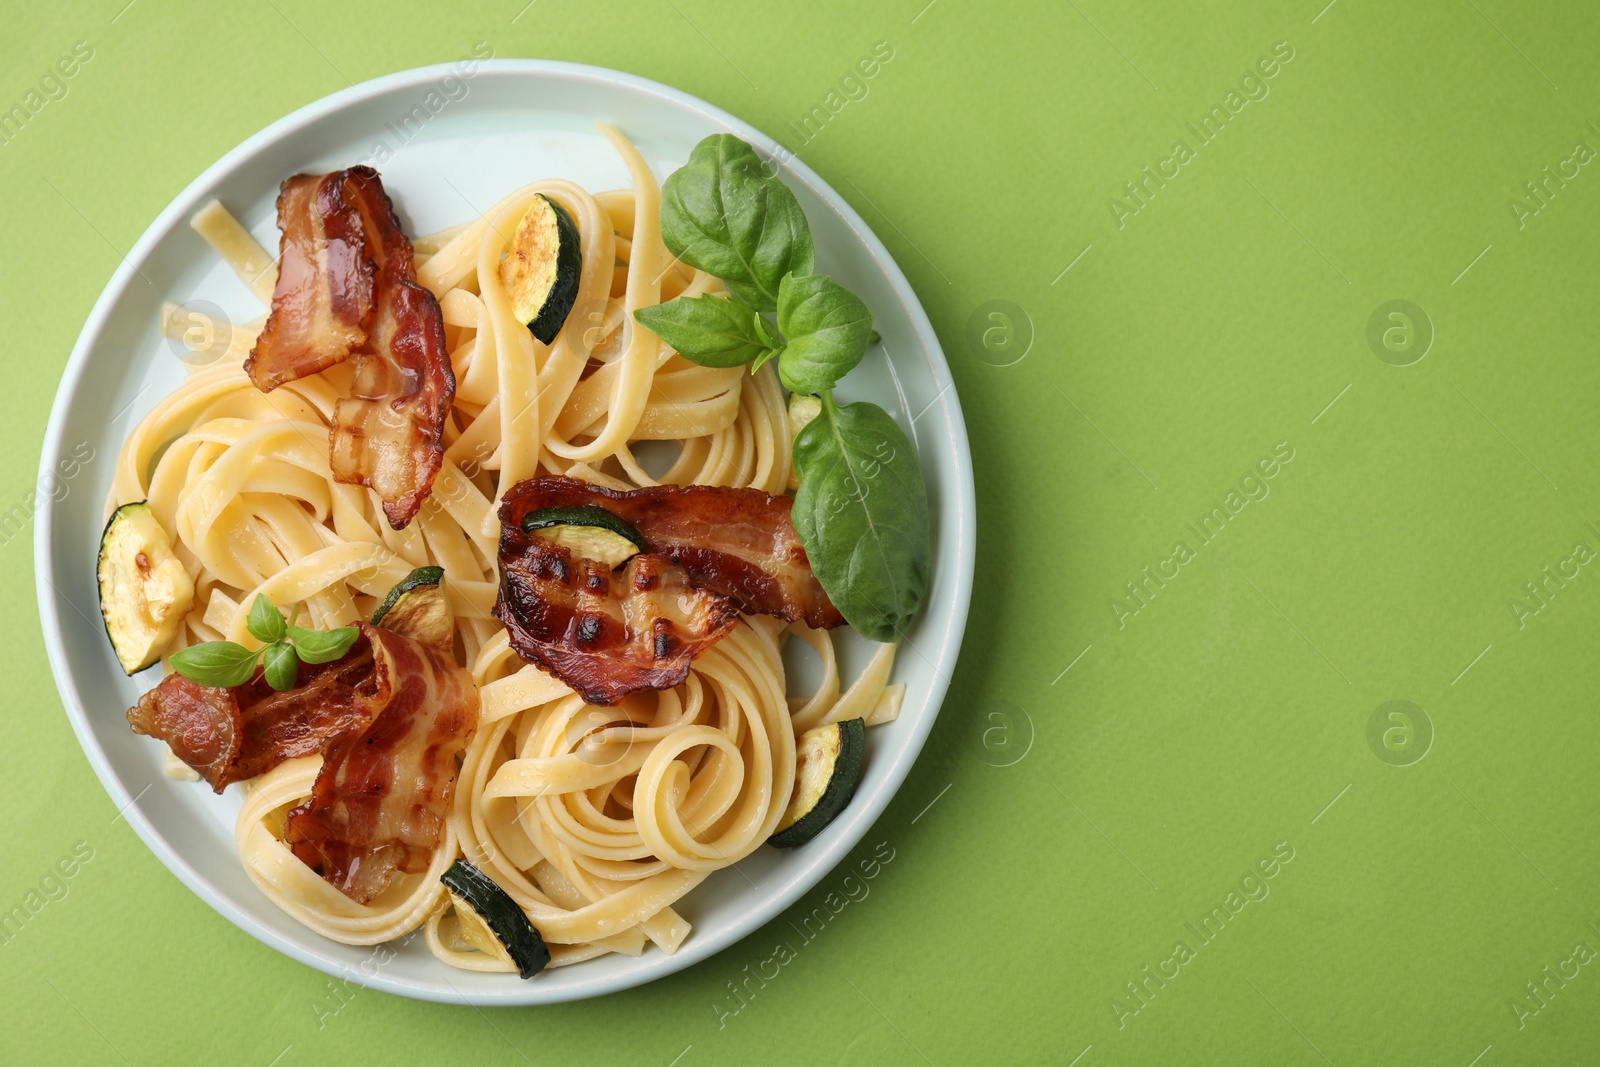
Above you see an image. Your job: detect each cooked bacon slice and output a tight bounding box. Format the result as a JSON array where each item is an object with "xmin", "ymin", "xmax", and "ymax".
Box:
[
  {"xmin": 246, "ymin": 166, "xmax": 454, "ymax": 529},
  {"xmin": 496, "ymin": 514, "xmax": 739, "ymax": 705},
  {"xmin": 128, "ymin": 638, "xmax": 381, "ymax": 793},
  {"xmin": 327, "ymin": 171, "xmax": 454, "ymax": 529},
  {"xmin": 129, "ymin": 623, "xmax": 478, "ymax": 903},
  {"xmin": 245, "ymin": 172, "xmax": 375, "ymax": 392},
  {"xmin": 328, "ymin": 271, "xmax": 453, "ymax": 529},
  {"xmin": 284, "ymin": 625, "xmax": 479, "ymax": 903},
  {"xmin": 499, "ymin": 477, "xmax": 844, "ymax": 629}
]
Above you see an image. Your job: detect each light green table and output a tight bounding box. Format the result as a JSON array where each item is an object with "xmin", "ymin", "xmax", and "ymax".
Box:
[{"xmin": 4, "ymin": 1, "xmax": 1598, "ymax": 1063}]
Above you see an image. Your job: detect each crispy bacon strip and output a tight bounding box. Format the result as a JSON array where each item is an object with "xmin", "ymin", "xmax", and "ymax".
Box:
[
  {"xmin": 245, "ymin": 172, "xmax": 374, "ymax": 392},
  {"xmin": 496, "ymin": 509, "xmax": 739, "ymax": 706},
  {"xmin": 500, "ymin": 477, "xmax": 844, "ymax": 629},
  {"xmin": 128, "ymin": 624, "xmax": 478, "ymax": 903},
  {"xmin": 284, "ymin": 625, "xmax": 479, "ymax": 903},
  {"xmin": 328, "ymin": 171, "xmax": 454, "ymax": 529},
  {"xmin": 128, "ymin": 638, "xmax": 381, "ymax": 793},
  {"xmin": 246, "ymin": 166, "xmax": 454, "ymax": 529}
]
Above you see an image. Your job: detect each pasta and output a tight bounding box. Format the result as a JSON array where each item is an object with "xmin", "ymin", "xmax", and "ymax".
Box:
[{"xmin": 113, "ymin": 125, "xmax": 905, "ymax": 971}]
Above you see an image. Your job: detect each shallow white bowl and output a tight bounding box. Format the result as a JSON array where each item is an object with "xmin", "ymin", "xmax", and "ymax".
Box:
[{"xmin": 35, "ymin": 60, "xmax": 973, "ymax": 1004}]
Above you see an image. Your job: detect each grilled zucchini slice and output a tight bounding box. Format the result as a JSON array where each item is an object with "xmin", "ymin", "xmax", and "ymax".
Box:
[
  {"xmin": 499, "ymin": 193, "xmax": 582, "ymax": 344},
  {"xmin": 369, "ymin": 566, "xmax": 453, "ymax": 651},
  {"xmin": 441, "ymin": 860, "xmax": 551, "ymax": 979},
  {"xmin": 769, "ymin": 717, "xmax": 866, "ymax": 848},
  {"xmin": 520, "ymin": 505, "xmax": 645, "ymax": 569},
  {"xmin": 786, "ymin": 393, "xmax": 823, "ymax": 490},
  {"xmin": 788, "ymin": 392, "xmax": 822, "ymax": 438},
  {"xmin": 97, "ymin": 502, "xmax": 194, "ymax": 675}
]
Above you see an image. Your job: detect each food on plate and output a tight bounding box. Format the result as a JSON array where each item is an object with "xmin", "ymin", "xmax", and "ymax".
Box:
[
  {"xmin": 107, "ymin": 126, "xmax": 927, "ymax": 977},
  {"xmin": 504, "ymin": 477, "xmax": 845, "ymax": 628},
  {"xmin": 98, "ymin": 501, "xmax": 195, "ymax": 674},
  {"xmin": 494, "ymin": 477, "xmax": 856, "ymax": 706},
  {"xmin": 282, "ymin": 623, "xmax": 478, "ymax": 903},
  {"xmin": 769, "ymin": 717, "xmax": 866, "ymax": 849},
  {"xmin": 499, "ymin": 193, "xmax": 583, "ymax": 344},
  {"xmin": 247, "ymin": 166, "xmax": 454, "ymax": 529},
  {"xmin": 440, "ymin": 859, "xmax": 552, "ymax": 979},
  {"xmin": 368, "ymin": 565, "xmax": 453, "ymax": 650},
  {"xmin": 519, "ymin": 503, "xmax": 646, "ymax": 570}
]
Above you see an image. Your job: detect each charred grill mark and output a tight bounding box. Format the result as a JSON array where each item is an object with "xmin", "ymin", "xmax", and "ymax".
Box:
[{"xmin": 575, "ymin": 613, "xmax": 604, "ymax": 646}]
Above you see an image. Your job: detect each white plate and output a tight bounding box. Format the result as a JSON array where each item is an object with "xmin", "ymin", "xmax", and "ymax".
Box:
[{"xmin": 35, "ymin": 60, "xmax": 973, "ymax": 1005}]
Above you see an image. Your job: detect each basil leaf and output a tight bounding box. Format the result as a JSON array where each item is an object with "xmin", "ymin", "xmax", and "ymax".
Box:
[
  {"xmin": 633, "ymin": 294, "xmax": 778, "ymax": 368},
  {"xmin": 659, "ymin": 135, "xmax": 815, "ymax": 312},
  {"xmin": 791, "ymin": 395, "xmax": 929, "ymax": 642},
  {"xmin": 262, "ymin": 641, "xmax": 299, "ymax": 692},
  {"xmin": 168, "ymin": 641, "xmax": 262, "ymax": 689},
  {"xmin": 245, "ymin": 593, "xmax": 286, "ymax": 644},
  {"xmin": 288, "ymin": 624, "xmax": 360, "ymax": 664},
  {"xmin": 775, "ymin": 274, "xmax": 874, "ymax": 394}
]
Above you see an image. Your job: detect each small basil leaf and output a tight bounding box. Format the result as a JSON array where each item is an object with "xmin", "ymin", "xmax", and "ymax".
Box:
[
  {"xmin": 262, "ymin": 641, "xmax": 299, "ymax": 692},
  {"xmin": 168, "ymin": 641, "xmax": 262, "ymax": 689},
  {"xmin": 288, "ymin": 624, "xmax": 361, "ymax": 664},
  {"xmin": 752, "ymin": 309, "xmax": 781, "ymax": 349},
  {"xmin": 775, "ymin": 274, "xmax": 874, "ymax": 395},
  {"xmin": 791, "ymin": 396, "xmax": 929, "ymax": 642},
  {"xmin": 659, "ymin": 135, "xmax": 815, "ymax": 312},
  {"xmin": 245, "ymin": 593, "xmax": 286, "ymax": 644},
  {"xmin": 633, "ymin": 294, "xmax": 777, "ymax": 368},
  {"xmin": 750, "ymin": 346, "xmax": 783, "ymax": 373}
]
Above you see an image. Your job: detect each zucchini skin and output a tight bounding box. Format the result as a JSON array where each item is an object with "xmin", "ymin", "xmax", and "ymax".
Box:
[
  {"xmin": 520, "ymin": 504, "xmax": 645, "ymax": 548},
  {"xmin": 441, "ymin": 859, "xmax": 551, "ymax": 979},
  {"xmin": 97, "ymin": 504, "xmax": 130, "ymax": 670},
  {"xmin": 769, "ymin": 717, "xmax": 866, "ymax": 849},
  {"xmin": 528, "ymin": 197, "xmax": 582, "ymax": 345}
]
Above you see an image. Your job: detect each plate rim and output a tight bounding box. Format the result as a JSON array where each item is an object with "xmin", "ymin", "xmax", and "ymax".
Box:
[{"xmin": 34, "ymin": 57, "xmax": 974, "ymax": 1005}]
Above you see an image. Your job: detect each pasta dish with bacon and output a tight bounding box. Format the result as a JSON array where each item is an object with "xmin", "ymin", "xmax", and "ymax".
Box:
[{"xmin": 97, "ymin": 124, "xmax": 930, "ymax": 977}]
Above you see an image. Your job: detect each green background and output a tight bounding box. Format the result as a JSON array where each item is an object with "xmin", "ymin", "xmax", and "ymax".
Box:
[{"xmin": 3, "ymin": 0, "xmax": 1597, "ymax": 1062}]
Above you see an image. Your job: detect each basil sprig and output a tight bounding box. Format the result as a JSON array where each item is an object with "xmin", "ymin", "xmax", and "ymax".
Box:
[
  {"xmin": 168, "ymin": 594, "xmax": 359, "ymax": 691},
  {"xmin": 636, "ymin": 135, "xmax": 931, "ymax": 642}
]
